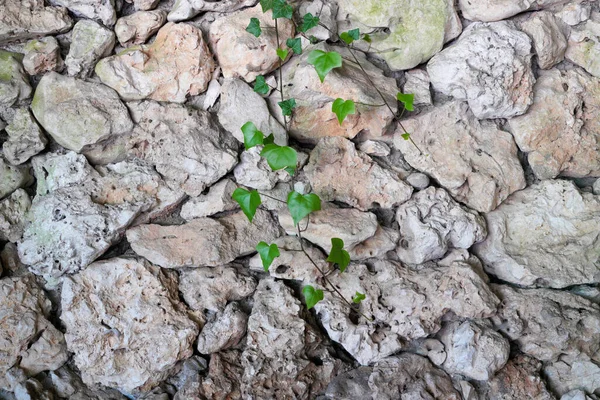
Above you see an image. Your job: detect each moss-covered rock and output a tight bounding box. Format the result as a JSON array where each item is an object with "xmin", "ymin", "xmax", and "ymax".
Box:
[{"xmin": 0, "ymin": 50, "xmax": 32, "ymax": 106}]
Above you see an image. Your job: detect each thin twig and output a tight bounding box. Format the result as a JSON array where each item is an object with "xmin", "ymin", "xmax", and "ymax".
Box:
[{"xmin": 258, "ymin": 192, "xmax": 287, "ymax": 204}]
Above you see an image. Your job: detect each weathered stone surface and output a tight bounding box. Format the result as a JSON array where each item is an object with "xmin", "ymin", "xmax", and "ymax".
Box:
[
  {"xmin": 520, "ymin": 11, "xmax": 567, "ymax": 70},
  {"xmin": 0, "ymin": 156, "xmax": 32, "ymax": 199},
  {"xmin": 126, "ymin": 0, "xmax": 160, "ymax": 11},
  {"xmin": 96, "ymin": 22, "xmax": 215, "ymax": 103},
  {"xmin": 3, "ymin": 108, "xmax": 47, "ymax": 165},
  {"xmin": 484, "ymin": 354, "xmax": 555, "ymax": 400},
  {"xmin": 241, "ymin": 279, "xmax": 341, "ymax": 399},
  {"xmin": 561, "ymin": 390, "xmax": 596, "ymax": 400},
  {"xmin": 315, "ymin": 259, "xmax": 499, "ymax": 365},
  {"xmin": 279, "ymin": 207, "xmax": 379, "ymax": 254},
  {"xmin": 0, "ymin": 276, "xmax": 68, "ymax": 391},
  {"xmin": 566, "ymin": 13, "xmax": 600, "ymax": 78},
  {"xmin": 299, "ymin": 0, "xmax": 338, "ymax": 41},
  {"xmin": 458, "ymin": 0, "xmax": 567, "ymax": 22},
  {"xmin": 273, "ymin": 43, "xmax": 397, "ymax": 143},
  {"xmin": 491, "ymin": 284, "xmax": 600, "ymax": 362},
  {"xmin": 49, "ymin": 365, "xmax": 128, "ymax": 399},
  {"xmin": 405, "ymin": 172, "xmax": 430, "ymax": 190},
  {"xmin": 31, "ymin": 72, "xmax": 133, "ymax": 153},
  {"xmin": 349, "ymin": 226, "xmax": 399, "ymax": 260},
  {"xmin": 507, "ymin": 69, "xmax": 600, "ymax": 180},
  {"xmin": 61, "ymin": 258, "xmax": 199, "ymax": 394},
  {"xmin": 13, "ymin": 378, "xmax": 54, "ymax": 400},
  {"xmin": 180, "ymin": 179, "xmax": 238, "ymax": 220},
  {"xmin": 168, "ymin": 0, "xmax": 256, "ymax": 22},
  {"xmin": 0, "ymin": 189, "xmax": 30, "ymax": 243},
  {"xmin": 233, "ymin": 147, "xmax": 292, "ymax": 190},
  {"xmin": 337, "ymin": 0, "xmax": 461, "ymax": 70},
  {"xmin": 404, "ymin": 69, "xmax": 432, "ymax": 106},
  {"xmin": 198, "ymin": 350, "xmax": 243, "ymax": 400},
  {"xmin": 197, "ymin": 302, "xmax": 247, "ymax": 354},
  {"xmin": 357, "ymin": 140, "xmax": 391, "ymax": 157},
  {"xmin": 1, "ymin": 243, "xmax": 28, "ymax": 278},
  {"xmin": 115, "ymin": 10, "xmax": 167, "ymax": 47},
  {"xmin": 217, "ymin": 78, "xmax": 287, "ymax": 145},
  {"xmin": 428, "ymin": 21, "xmax": 534, "ymax": 119},
  {"xmin": 128, "ymin": 209, "xmax": 280, "ymax": 268},
  {"xmin": 394, "ymin": 101, "xmax": 526, "ymax": 213},
  {"xmin": 438, "ymin": 320, "xmax": 509, "ymax": 381},
  {"xmin": 209, "ymin": 4, "xmax": 294, "ymax": 82},
  {"xmin": 474, "ymin": 180, "xmax": 600, "ymax": 288},
  {"xmin": 324, "ymin": 353, "xmax": 460, "ymax": 399},
  {"xmin": 22, "ymin": 36, "xmax": 63, "ymax": 75},
  {"xmin": 65, "ymin": 20, "xmax": 115, "ymax": 78},
  {"xmin": 0, "ymin": 0, "xmax": 72, "ymax": 44},
  {"xmin": 49, "ymin": 0, "xmax": 116, "ymax": 26},
  {"xmin": 305, "ymin": 137, "xmax": 412, "ymax": 210},
  {"xmin": 545, "ymin": 357, "xmax": 600, "ymax": 397},
  {"xmin": 558, "ymin": 2, "xmax": 591, "ymax": 26},
  {"xmin": 179, "ymin": 265, "xmax": 256, "ymax": 313},
  {"xmin": 0, "ymin": 51, "xmax": 32, "ymax": 107},
  {"xmin": 396, "ymin": 187, "xmax": 486, "ymax": 264}
]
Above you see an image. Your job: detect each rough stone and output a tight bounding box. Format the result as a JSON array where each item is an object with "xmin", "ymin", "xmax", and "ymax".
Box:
[
  {"xmin": 65, "ymin": 20, "xmax": 115, "ymax": 78},
  {"xmin": 180, "ymin": 179, "xmax": 238, "ymax": 220},
  {"xmin": 394, "ymin": 101, "xmax": 526, "ymax": 212},
  {"xmin": 337, "ymin": 0, "xmax": 462, "ymax": 70},
  {"xmin": 198, "ymin": 350, "xmax": 243, "ymax": 400},
  {"xmin": 3, "ymin": 108, "xmax": 47, "ymax": 165},
  {"xmin": 485, "ymin": 354, "xmax": 555, "ymax": 399},
  {"xmin": 127, "ymin": 0, "xmax": 160, "ymax": 11},
  {"xmin": 357, "ymin": 140, "xmax": 390, "ymax": 157},
  {"xmin": 0, "ymin": 156, "xmax": 32, "ymax": 199},
  {"xmin": 167, "ymin": 0, "xmax": 257, "ymax": 23},
  {"xmin": 196, "ymin": 302, "xmax": 248, "ymax": 354},
  {"xmin": 128, "ymin": 209, "xmax": 280, "ymax": 268},
  {"xmin": 520, "ymin": 11, "xmax": 567, "ymax": 69},
  {"xmin": 474, "ymin": 180, "xmax": 600, "ymax": 288},
  {"xmin": 544, "ymin": 357, "xmax": 600, "ymax": 397},
  {"xmin": 0, "ymin": 189, "xmax": 30, "ymax": 243},
  {"xmin": 458, "ymin": 0, "xmax": 567, "ymax": 22},
  {"xmin": 209, "ymin": 4, "xmax": 294, "ymax": 82},
  {"xmin": 0, "ymin": 0, "xmax": 72, "ymax": 44},
  {"xmin": 1, "ymin": 243, "xmax": 29, "ymax": 277},
  {"xmin": 594, "ymin": 178, "xmax": 600, "ymax": 195},
  {"xmin": 48, "ymin": 365, "xmax": 128, "ymax": 399},
  {"xmin": 299, "ymin": 0, "xmax": 338, "ymax": 41},
  {"xmin": 314, "ymin": 259, "xmax": 499, "ymax": 365},
  {"xmin": 31, "ymin": 72, "xmax": 133, "ymax": 153},
  {"xmin": 396, "ymin": 186, "xmax": 487, "ymax": 264},
  {"xmin": 349, "ymin": 226, "xmax": 399, "ymax": 260},
  {"xmin": 0, "ymin": 51, "xmax": 32, "ymax": 107},
  {"xmin": 428, "ymin": 21, "xmax": 535, "ymax": 119},
  {"xmin": 233, "ymin": 147, "xmax": 292, "ymax": 190},
  {"xmin": 61, "ymin": 257, "xmax": 199, "ymax": 394},
  {"xmin": 49, "ymin": 0, "xmax": 116, "ymax": 26},
  {"xmin": 115, "ymin": 10, "xmax": 167, "ymax": 47},
  {"xmin": 405, "ymin": 172, "xmax": 430, "ymax": 190},
  {"xmin": 558, "ymin": 2, "xmax": 591, "ymax": 26},
  {"xmin": 404, "ymin": 69, "xmax": 432, "ymax": 106},
  {"xmin": 22, "ymin": 36, "xmax": 63, "ymax": 75},
  {"xmin": 565, "ymin": 13, "xmax": 600, "ymax": 79},
  {"xmin": 96, "ymin": 22, "xmax": 215, "ymax": 103},
  {"xmin": 507, "ymin": 69, "xmax": 600, "ymax": 180},
  {"xmin": 561, "ymin": 390, "xmax": 596, "ymax": 400},
  {"xmin": 0, "ymin": 276, "xmax": 68, "ymax": 391},
  {"xmin": 13, "ymin": 378, "xmax": 55, "ymax": 400}
]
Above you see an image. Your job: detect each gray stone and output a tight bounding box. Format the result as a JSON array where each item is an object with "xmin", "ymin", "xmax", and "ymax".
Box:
[
  {"xmin": 558, "ymin": 2, "xmax": 591, "ymax": 26},
  {"xmin": 233, "ymin": 147, "xmax": 292, "ymax": 190},
  {"xmin": 594, "ymin": 178, "xmax": 600, "ymax": 195},
  {"xmin": 180, "ymin": 179, "xmax": 238, "ymax": 220},
  {"xmin": 0, "ymin": 189, "xmax": 30, "ymax": 243},
  {"xmin": 0, "ymin": 0, "xmax": 72, "ymax": 44},
  {"xmin": 196, "ymin": 302, "xmax": 248, "ymax": 354},
  {"xmin": 349, "ymin": 226, "xmax": 399, "ymax": 260},
  {"xmin": 405, "ymin": 172, "xmax": 430, "ymax": 190},
  {"xmin": 49, "ymin": 366, "xmax": 128, "ymax": 399},
  {"xmin": 65, "ymin": 20, "xmax": 115, "ymax": 78},
  {"xmin": 48, "ymin": 0, "xmax": 116, "ymax": 26},
  {"xmin": 13, "ymin": 379, "xmax": 54, "ymax": 400},
  {"xmin": 545, "ymin": 358, "xmax": 600, "ymax": 397},
  {"xmin": 115, "ymin": 10, "xmax": 167, "ymax": 47},
  {"xmin": 0, "ymin": 51, "xmax": 32, "ymax": 107},
  {"xmin": 403, "ymin": 69, "xmax": 432, "ymax": 106},
  {"xmin": 3, "ymin": 108, "xmax": 47, "ymax": 165},
  {"xmin": 22, "ymin": 36, "xmax": 63, "ymax": 75},
  {"xmin": 458, "ymin": 0, "xmax": 567, "ymax": 22},
  {"xmin": 167, "ymin": 0, "xmax": 257, "ymax": 22},
  {"xmin": 565, "ymin": 12, "xmax": 600, "ymax": 79},
  {"xmin": 484, "ymin": 354, "xmax": 555, "ymax": 399},
  {"xmin": 520, "ymin": 11, "xmax": 567, "ymax": 69},
  {"xmin": 0, "ymin": 157, "xmax": 31, "ymax": 200}
]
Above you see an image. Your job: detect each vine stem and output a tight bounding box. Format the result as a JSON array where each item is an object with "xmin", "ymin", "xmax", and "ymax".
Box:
[{"xmin": 274, "ymin": 18, "xmax": 288, "ymax": 128}]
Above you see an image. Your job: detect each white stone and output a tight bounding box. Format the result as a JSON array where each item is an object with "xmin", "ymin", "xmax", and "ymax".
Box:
[
  {"xmin": 233, "ymin": 147, "xmax": 292, "ymax": 190},
  {"xmin": 180, "ymin": 179, "xmax": 238, "ymax": 220},
  {"xmin": 458, "ymin": 0, "xmax": 567, "ymax": 22},
  {"xmin": 115, "ymin": 10, "xmax": 167, "ymax": 47},
  {"xmin": 0, "ymin": 189, "xmax": 30, "ymax": 243},
  {"xmin": 558, "ymin": 2, "xmax": 591, "ymax": 26},
  {"xmin": 0, "ymin": 0, "xmax": 72, "ymax": 44},
  {"xmin": 545, "ymin": 358, "xmax": 600, "ymax": 397},
  {"xmin": 0, "ymin": 156, "xmax": 31, "ymax": 200},
  {"xmin": 404, "ymin": 69, "xmax": 432, "ymax": 105},
  {"xmin": 196, "ymin": 302, "xmax": 248, "ymax": 354},
  {"xmin": 167, "ymin": 0, "xmax": 256, "ymax": 22},
  {"xmin": 565, "ymin": 13, "xmax": 600, "ymax": 78},
  {"xmin": 65, "ymin": 20, "xmax": 115, "ymax": 77},
  {"xmin": 520, "ymin": 11, "xmax": 567, "ymax": 69},
  {"xmin": 48, "ymin": 0, "xmax": 116, "ymax": 26}
]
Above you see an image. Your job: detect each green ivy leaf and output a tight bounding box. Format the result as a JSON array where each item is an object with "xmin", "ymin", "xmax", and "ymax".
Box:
[
  {"xmin": 307, "ymin": 50, "xmax": 342, "ymax": 83},
  {"xmin": 340, "ymin": 28, "xmax": 360, "ymax": 45},
  {"xmin": 256, "ymin": 242, "xmax": 280, "ymax": 271},
  {"xmin": 263, "ymin": 133, "xmax": 275, "ymax": 145},
  {"xmin": 276, "ymin": 47, "xmax": 289, "ymax": 61},
  {"xmin": 246, "ymin": 17, "xmax": 262, "ymax": 37},
  {"xmin": 363, "ymin": 33, "xmax": 372, "ymax": 43},
  {"xmin": 401, "ymin": 133, "xmax": 411, "ymax": 141},
  {"xmin": 397, "ymin": 92, "xmax": 415, "ymax": 112},
  {"xmin": 272, "ymin": 0, "xmax": 293, "ymax": 19},
  {"xmin": 260, "ymin": 144, "xmax": 298, "ymax": 173},
  {"xmin": 299, "ymin": 13, "xmax": 320, "ymax": 32},
  {"xmin": 287, "ymin": 191, "xmax": 321, "ymax": 226},
  {"xmin": 241, "ymin": 121, "xmax": 264, "ymax": 150},
  {"xmin": 254, "ymin": 75, "xmax": 269, "ymax": 95},
  {"xmin": 331, "ymin": 98, "xmax": 356, "ymax": 125},
  {"xmin": 286, "ymin": 37, "xmax": 302, "ymax": 55},
  {"xmin": 259, "ymin": 0, "xmax": 274, "ymax": 12},
  {"xmin": 352, "ymin": 291, "xmax": 366, "ymax": 304},
  {"xmin": 278, "ymin": 98, "xmax": 296, "ymax": 116},
  {"xmin": 327, "ymin": 238, "xmax": 350, "ymax": 272},
  {"xmin": 309, "ymin": 35, "xmax": 319, "ymax": 44},
  {"xmin": 232, "ymin": 188, "xmax": 262, "ymax": 222},
  {"xmin": 302, "ymin": 285, "xmax": 324, "ymax": 309}
]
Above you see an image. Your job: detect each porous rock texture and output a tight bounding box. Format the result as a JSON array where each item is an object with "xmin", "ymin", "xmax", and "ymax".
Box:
[{"xmin": 0, "ymin": 0, "xmax": 72, "ymax": 44}]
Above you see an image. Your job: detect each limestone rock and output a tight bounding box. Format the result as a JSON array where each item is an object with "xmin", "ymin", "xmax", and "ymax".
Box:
[
  {"xmin": 278, "ymin": 207, "xmax": 379, "ymax": 254},
  {"xmin": 65, "ymin": 20, "xmax": 115, "ymax": 78},
  {"xmin": 299, "ymin": 0, "xmax": 338, "ymax": 41},
  {"xmin": 337, "ymin": 0, "xmax": 462, "ymax": 71},
  {"xmin": 61, "ymin": 257, "xmax": 199, "ymax": 393},
  {"xmin": 565, "ymin": 13, "xmax": 600, "ymax": 79},
  {"xmin": 305, "ymin": 137, "xmax": 412, "ymax": 210},
  {"xmin": 48, "ymin": 0, "xmax": 116, "ymax": 26},
  {"xmin": 241, "ymin": 279, "xmax": 341, "ymax": 399},
  {"xmin": 491, "ymin": 284, "xmax": 600, "ymax": 362},
  {"xmin": 196, "ymin": 302, "xmax": 247, "ymax": 354},
  {"xmin": 209, "ymin": 4, "xmax": 294, "ymax": 82},
  {"xmin": 0, "ymin": 276, "xmax": 68, "ymax": 391},
  {"xmin": 3, "ymin": 108, "xmax": 47, "ymax": 165},
  {"xmin": 545, "ymin": 358, "xmax": 600, "ymax": 397},
  {"xmin": 128, "ymin": 209, "xmax": 280, "ymax": 268},
  {"xmin": 126, "ymin": 0, "xmax": 160, "ymax": 11},
  {"xmin": 396, "ymin": 187, "xmax": 486, "ymax": 264},
  {"xmin": 48, "ymin": 366, "xmax": 128, "ymax": 399},
  {"xmin": 349, "ymin": 226, "xmax": 399, "ymax": 260},
  {"xmin": 428, "ymin": 21, "xmax": 535, "ymax": 119},
  {"xmin": 484, "ymin": 354, "xmax": 555, "ymax": 399},
  {"xmin": 314, "ymin": 259, "xmax": 499, "ymax": 365},
  {"xmin": 558, "ymin": 2, "xmax": 591, "ymax": 26},
  {"xmin": 167, "ymin": 0, "xmax": 257, "ymax": 22},
  {"xmin": 404, "ymin": 69, "xmax": 432, "ymax": 106},
  {"xmin": 0, "ymin": 0, "xmax": 72, "ymax": 44},
  {"xmin": 561, "ymin": 390, "xmax": 596, "ymax": 400},
  {"xmin": 394, "ymin": 101, "xmax": 526, "ymax": 213},
  {"xmin": 217, "ymin": 78, "xmax": 287, "ymax": 146},
  {"xmin": 179, "ymin": 265, "xmax": 256, "ymax": 313},
  {"xmin": 22, "ymin": 36, "xmax": 63, "ymax": 75},
  {"xmin": 405, "ymin": 172, "xmax": 430, "ymax": 190},
  {"xmin": 357, "ymin": 140, "xmax": 391, "ymax": 157},
  {"xmin": 180, "ymin": 179, "xmax": 238, "ymax": 220},
  {"xmin": 273, "ymin": 42, "xmax": 397, "ymax": 143},
  {"xmin": 0, "ymin": 51, "xmax": 32, "ymax": 107},
  {"xmin": 458, "ymin": 0, "xmax": 567, "ymax": 22},
  {"xmin": 520, "ymin": 11, "xmax": 567, "ymax": 69},
  {"xmin": 0, "ymin": 189, "xmax": 30, "ymax": 243},
  {"xmin": 198, "ymin": 350, "xmax": 243, "ymax": 400},
  {"xmin": 31, "ymin": 72, "xmax": 133, "ymax": 153},
  {"xmin": 96, "ymin": 22, "xmax": 215, "ymax": 103},
  {"xmin": 115, "ymin": 10, "xmax": 167, "ymax": 47},
  {"xmin": 0, "ymin": 156, "xmax": 32, "ymax": 199},
  {"xmin": 233, "ymin": 147, "xmax": 292, "ymax": 190},
  {"xmin": 507, "ymin": 69, "xmax": 600, "ymax": 180},
  {"xmin": 474, "ymin": 180, "xmax": 600, "ymax": 288}
]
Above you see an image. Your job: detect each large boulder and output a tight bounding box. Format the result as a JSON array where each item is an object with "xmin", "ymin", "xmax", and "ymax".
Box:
[
  {"xmin": 428, "ymin": 21, "xmax": 535, "ymax": 119},
  {"xmin": 458, "ymin": 0, "xmax": 567, "ymax": 22},
  {"xmin": 0, "ymin": 0, "xmax": 72, "ymax": 44}
]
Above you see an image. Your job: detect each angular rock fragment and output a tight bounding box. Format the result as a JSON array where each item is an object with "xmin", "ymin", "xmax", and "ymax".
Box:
[
  {"xmin": 458, "ymin": 0, "xmax": 567, "ymax": 22},
  {"xmin": 396, "ymin": 187, "xmax": 486, "ymax": 264},
  {"xmin": 520, "ymin": 11, "xmax": 567, "ymax": 70},
  {"xmin": 22, "ymin": 36, "xmax": 63, "ymax": 75},
  {"xmin": 233, "ymin": 147, "xmax": 292, "ymax": 190},
  {"xmin": 180, "ymin": 179, "xmax": 238, "ymax": 220},
  {"xmin": 558, "ymin": 2, "xmax": 591, "ymax": 26},
  {"xmin": 198, "ymin": 350, "xmax": 243, "ymax": 400},
  {"xmin": 474, "ymin": 180, "xmax": 600, "ymax": 288},
  {"xmin": 115, "ymin": 10, "xmax": 167, "ymax": 47},
  {"xmin": 349, "ymin": 226, "xmax": 399, "ymax": 260},
  {"xmin": 49, "ymin": 365, "xmax": 128, "ymax": 399},
  {"xmin": 0, "ymin": 156, "xmax": 32, "ymax": 199},
  {"xmin": 65, "ymin": 20, "xmax": 115, "ymax": 78},
  {"xmin": 394, "ymin": 101, "xmax": 526, "ymax": 212},
  {"xmin": 484, "ymin": 354, "xmax": 555, "ymax": 399},
  {"xmin": 49, "ymin": 0, "xmax": 116, "ymax": 26},
  {"xmin": 168, "ymin": 0, "xmax": 256, "ymax": 22},
  {"xmin": 196, "ymin": 302, "xmax": 248, "ymax": 354},
  {"xmin": 404, "ymin": 69, "xmax": 432, "ymax": 106},
  {"xmin": 565, "ymin": 12, "xmax": 600, "ymax": 78},
  {"xmin": 0, "ymin": 51, "xmax": 32, "ymax": 107},
  {"xmin": 0, "ymin": 189, "xmax": 30, "ymax": 243},
  {"xmin": 544, "ymin": 357, "xmax": 600, "ymax": 397},
  {"xmin": 3, "ymin": 108, "xmax": 47, "ymax": 165},
  {"xmin": 61, "ymin": 258, "xmax": 199, "ymax": 394},
  {"xmin": 0, "ymin": 0, "xmax": 72, "ymax": 44},
  {"xmin": 96, "ymin": 23, "xmax": 215, "ymax": 103},
  {"xmin": 428, "ymin": 21, "xmax": 535, "ymax": 119}
]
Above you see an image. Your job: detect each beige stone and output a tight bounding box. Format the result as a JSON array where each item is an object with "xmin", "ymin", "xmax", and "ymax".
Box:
[
  {"xmin": 0, "ymin": 0, "xmax": 72, "ymax": 44},
  {"xmin": 115, "ymin": 10, "xmax": 167, "ymax": 47}
]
